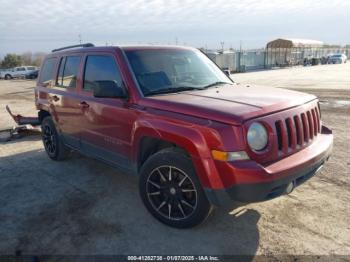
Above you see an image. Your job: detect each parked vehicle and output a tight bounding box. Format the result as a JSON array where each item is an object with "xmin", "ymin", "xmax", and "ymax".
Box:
[
  {"xmin": 0, "ymin": 69, "xmax": 11, "ymax": 79},
  {"xmin": 328, "ymin": 54, "xmax": 347, "ymax": 64},
  {"xmin": 25, "ymin": 69, "xmax": 39, "ymax": 79},
  {"xmin": 34, "ymin": 43, "xmax": 333, "ymax": 228},
  {"xmin": 303, "ymin": 57, "xmax": 321, "ymax": 66},
  {"xmin": 1, "ymin": 66, "xmax": 38, "ymax": 79},
  {"xmin": 311, "ymin": 58, "xmax": 321, "ymax": 66},
  {"xmin": 0, "ymin": 69, "xmax": 5, "ymax": 79},
  {"xmin": 320, "ymin": 56, "xmax": 328, "ymax": 65},
  {"xmin": 303, "ymin": 57, "xmax": 312, "ymax": 66}
]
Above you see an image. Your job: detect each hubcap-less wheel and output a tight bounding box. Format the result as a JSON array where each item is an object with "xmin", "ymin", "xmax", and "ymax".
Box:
[
  {"xmin": 139, "ymin": 148, "xmax": 212, "ymax": 228},
  {"xmin": 41, "ymin": 116, "xmax": 69, "ymax": 161},
  {"xmin": 43, "ymin": 125, "xmax": 56, "ymax": 155},
  {"xmin": 146, "ymin": 166, "xmax": 197, "ymax": 221}
]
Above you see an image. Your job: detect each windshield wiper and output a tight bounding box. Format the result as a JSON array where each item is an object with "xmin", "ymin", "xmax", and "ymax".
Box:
[
  {"xmin": 145, "ymin": 86, "xmax": 203, "ymax": 96},
  {"xmin": 202, "ymin": 81, "xmax": 233, "ymax": 89}
]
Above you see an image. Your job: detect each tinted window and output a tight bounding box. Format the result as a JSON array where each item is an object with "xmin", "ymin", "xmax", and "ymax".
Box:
[
  {"xmin": 27, "ymin": 66, "xmax": 36, "ymax": 70},
  {"xmin": 83, "ymin": 55, "xmax": 122, "ymax": 91},
  {"xmin": 125, "ymin": 49, "xmax": 231, "ymax": 96},
  {"xmin": 57, "ymin": 56, "xmax": 81, "ymax": 88},
  {"xmin": 39, "ymin": 58, "xmax": 57, "ymax": 85},
  {"xmin": 17, "ymin": 67, "xmax": 26, "ymax": 71},
  {"xmin": 56, "ymin": 57, "xmax": 66, "ymax": 86}
]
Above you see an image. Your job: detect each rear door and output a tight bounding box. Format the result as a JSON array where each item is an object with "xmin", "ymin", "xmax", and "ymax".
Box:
[
  {"xmin": 14, "ymin": 67, "xmax": 26, "ymax": 77},
  {"xmin": 78, "ymin": 53, "xmax": 137, "ymax": 173},
  {"xmin": 49, "ymin": 55, "xmax": 84, "ymax": 148},
  {"xmin": 26, "ymin": 66, "xmax": 36, "ymax": 73}
]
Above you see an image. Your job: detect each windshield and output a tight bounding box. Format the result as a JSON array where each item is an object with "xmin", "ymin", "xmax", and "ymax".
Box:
[{"xmin": 125, "ymin": 48, "xmax": 232, "ymax": 96}]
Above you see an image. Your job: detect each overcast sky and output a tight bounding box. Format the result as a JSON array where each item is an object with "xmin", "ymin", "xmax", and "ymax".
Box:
[{"xmin": 0, "ymin": 0, "xmax": 349, "ymax": 55}]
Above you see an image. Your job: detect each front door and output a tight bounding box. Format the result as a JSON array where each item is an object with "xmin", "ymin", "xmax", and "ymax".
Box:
[{"xmin": 78, "ymin": 54, "xmax": 137, "ymax": 173}]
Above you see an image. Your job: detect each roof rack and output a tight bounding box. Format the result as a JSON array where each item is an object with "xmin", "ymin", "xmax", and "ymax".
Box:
[{"xmin": 52, "ymin": 43, "xmax": 95, "ymax": 53}]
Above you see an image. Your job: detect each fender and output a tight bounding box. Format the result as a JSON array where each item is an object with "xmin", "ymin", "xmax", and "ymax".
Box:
[
  {"xmin": 131, "ymin": 115, "xmax": 226, "ymax": 189},
  {"xmin": 35, "ymin": 87, "xmax": 60, "ymax": 126}
]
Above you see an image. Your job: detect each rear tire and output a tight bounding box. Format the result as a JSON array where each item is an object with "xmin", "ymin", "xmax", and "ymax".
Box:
[
  {"xmin": 139, "ymin": 148, "xmax": 212, "ymax": 228},
  {"xmin": 41, "ymin": 116, "xmax": 69, "ymax": 161}
]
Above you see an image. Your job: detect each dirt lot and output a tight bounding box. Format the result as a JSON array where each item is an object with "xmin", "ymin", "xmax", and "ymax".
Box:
[{"xmin": 0, "ymin": 64, "xmax": 349, "ymax": 259}]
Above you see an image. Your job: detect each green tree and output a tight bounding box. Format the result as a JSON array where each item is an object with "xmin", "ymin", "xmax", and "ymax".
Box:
[{"xmin": 1, "ymin": 54, "xmax": 22, "ymax": 68}]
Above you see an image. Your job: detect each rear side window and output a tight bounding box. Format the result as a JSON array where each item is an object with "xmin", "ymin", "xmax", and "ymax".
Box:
[
  {"xmin": 39, "ymin": 58, "xmax": 58, "ymax": 85},
  {"xmin": 83, "ymin": 55, "xmax": 122, "ymax": 91},
  {"xmin": 56, "ymin": 56, "xmax": 81, "ymax": 88}
]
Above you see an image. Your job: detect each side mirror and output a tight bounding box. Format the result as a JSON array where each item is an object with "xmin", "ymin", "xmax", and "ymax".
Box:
[{"xmin": 93, "ymin": 81, "xmax": 127, "ymax": 99}]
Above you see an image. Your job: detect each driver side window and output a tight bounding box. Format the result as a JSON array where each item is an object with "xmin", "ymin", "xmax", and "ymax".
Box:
[{"xmin": 83, "ymin": 55, "xmax": 123, "ymax": 92}]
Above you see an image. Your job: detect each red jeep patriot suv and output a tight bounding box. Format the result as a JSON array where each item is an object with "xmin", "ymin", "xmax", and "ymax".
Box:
[{"xmin": 35, "ymin": 43, "xmax": 333, "ymax": 228}]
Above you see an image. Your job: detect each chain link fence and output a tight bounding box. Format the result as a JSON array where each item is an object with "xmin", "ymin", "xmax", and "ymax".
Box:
[{"xmin": 206, "ymin": 47, "xmax": 350, "ymax": 73}]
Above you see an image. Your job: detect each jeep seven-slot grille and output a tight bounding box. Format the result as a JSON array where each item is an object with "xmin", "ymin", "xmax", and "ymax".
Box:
[{"xmin": 275, "ymin": 107, "xmax": 321, "ymax": 153}]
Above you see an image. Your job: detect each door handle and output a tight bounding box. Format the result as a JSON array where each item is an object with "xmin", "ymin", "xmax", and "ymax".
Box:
[
  {"xmin": 79, "ymin": 101, "xmax": 90, "ymax": 109},
  {"xmin": 52, "ymin": 95, "xmax": 60, "ymax": 102}
]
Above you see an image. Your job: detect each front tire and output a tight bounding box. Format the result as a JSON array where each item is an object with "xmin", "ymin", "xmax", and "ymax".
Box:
[
  {"xmin": 41, "ymin": 116, "xmax": 69, "ymax": 161},
  {"xmin": 5, "ymin": 74, "xmax": 12, "ymax": 80},
  {"xmin": 139, "ymin": 148, "xmax": 212, "ymax": 228}
]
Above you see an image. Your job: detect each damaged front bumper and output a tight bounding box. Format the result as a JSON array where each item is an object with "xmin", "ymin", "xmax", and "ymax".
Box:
[
  {"xmin": 6, "ymin": 105, "xmax": 40, "ymax": 126},
  {"xmin": 0, "ymin": 106, "xmax": 41, "ymax": 142}
]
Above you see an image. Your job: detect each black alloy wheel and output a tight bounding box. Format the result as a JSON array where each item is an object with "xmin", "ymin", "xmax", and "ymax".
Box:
[
  {"xmin": 43, "ymin": 124, "xmax": 57, "ymax": 156},
  {"xmin": 41, "ymin": 116, "xmax": 69, "ymax": 161},
  {"xmin": 146, "ymin": 166, "xmax": 198, "ymax": 221},
  {"xmin": 139, "ymin": 148, "xmax": 212, "ymax": 228}
]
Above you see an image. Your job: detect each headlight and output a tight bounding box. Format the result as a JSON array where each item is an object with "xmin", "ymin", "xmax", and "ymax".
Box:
[{"xmin": 247, "ymin": 122, "xmax": 268, "ymax": 151}]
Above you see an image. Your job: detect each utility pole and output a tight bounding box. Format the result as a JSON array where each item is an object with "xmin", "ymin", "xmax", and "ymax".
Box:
[
  {"xmin": 175, "ymin": 37, "xmax": 178, "ymax": 45},
  {"xmin": 239, "ymin": 40, "xmax": 243, "ymax": 72},
  {"xmin": 220, "ymin": 41, "xmax": 224, "ymax": 52},
  {"xmin": 78, "ymin": 34, "xmax": 82, "ymax": 44}
]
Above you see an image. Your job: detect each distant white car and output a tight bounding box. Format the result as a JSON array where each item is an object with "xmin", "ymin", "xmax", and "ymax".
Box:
[
  {"xmin": 328, "ymin": 54, "xmax": 347, "ymax": 64},
  {"xmin": 0, "ymin": 66, "xmax": 38, "ymax": 80}
]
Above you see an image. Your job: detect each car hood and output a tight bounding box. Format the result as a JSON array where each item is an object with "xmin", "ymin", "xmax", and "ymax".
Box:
[{"xmin": 140, "ymin": 84, "xmax": 317, "ymax": 125}]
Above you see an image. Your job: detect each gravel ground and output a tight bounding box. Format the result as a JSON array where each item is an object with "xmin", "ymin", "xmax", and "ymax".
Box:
[{"xmin": 0, "ymin": 64, "xmax": 349, "ymax": 259}]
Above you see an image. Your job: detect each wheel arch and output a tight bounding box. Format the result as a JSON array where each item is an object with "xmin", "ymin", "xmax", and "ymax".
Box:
[
  {"xmin": 38, "ymin": 109, "xmax": 51, "ymax": 123},
  {"xmin": 137, "ymin": 136, "xmax": 189, "ymax": 171},
  {"xmin": 132, "ymin": 120, "xmax": 217, "ymax": 188}
]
